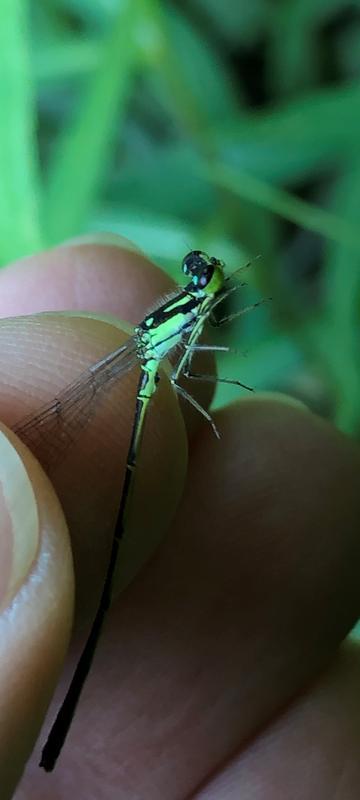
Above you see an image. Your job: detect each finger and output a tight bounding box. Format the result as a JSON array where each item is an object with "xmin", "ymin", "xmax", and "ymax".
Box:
[
  {"xmin": 0, "ymin": 427, "xmax": 73, "ymax": 799},
  {"xmin": 195, "ymin": 640, "xmax": 360, "ymax": 799},
  {"xmin": 0, "ymin": 239, "xmax": 215, "ymax": 421},
  {"xmin": 0, "ymin": 311, "xmax": 187, "ymax": 621},
  {"xmin": 0, "ymin": 240, "xmax": 218, "ymax": 618},
  {"xmin": 0, "ymin": 237, "xmax": 170, "ymax": 321},
  {"xmin": 20, "ymin": 398, "xmax": 360, "ymax": 797}
]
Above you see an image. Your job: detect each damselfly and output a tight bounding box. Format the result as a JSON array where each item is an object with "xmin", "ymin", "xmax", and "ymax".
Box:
[{"xmin": 14, "ymin": 250, "xmax": 264, "ymax": 771}]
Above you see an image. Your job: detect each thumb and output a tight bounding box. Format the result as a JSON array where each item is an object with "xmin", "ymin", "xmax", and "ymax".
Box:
[{"xmin": 0, "ymin": 427, "xmax": 73, "ymax": 797}]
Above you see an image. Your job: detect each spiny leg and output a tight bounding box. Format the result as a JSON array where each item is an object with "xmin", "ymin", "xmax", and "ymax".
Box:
[
  {"xmin": 211, "ymin": 297, "xmax": 271, "ymax": 328},
  {"xmin": 171, "ymin": 379, "xmax": 220, "ymax": 438},
  {"xmin": 208, "ymin": 281, "xmax": 248, "ymax": 326},
  {"xmin": 183, "ymin": 368, "xmax": 254, "ymax": 393},
  {"xmin": 40, "ymin": 367, "xmax": 156, "ymax": 771},
  {"xmin": 183, "ymin": 343, "xmax": 231, "ymax": 376},
  {"xmin": 185, "ymin": 344, "xmax": 248, "ymax": 357},
  {"xmin": 224, "ymin": 253, "xmax": 262, "ymax": 283},
  {"xmin": 185, "ymin": 343, "xmax": 232, "ymax": 353},
  {"xmin": 184, "ymin": 341, "xmax": 252, "ymax": 390},
  {"xmin": 214, "ymin": 280, "xmax": 248, "ymax": 307}
]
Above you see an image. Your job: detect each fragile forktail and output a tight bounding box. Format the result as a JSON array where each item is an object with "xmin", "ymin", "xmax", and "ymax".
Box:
[{"xmin": 14, "ymin": 249, "xmax": 262, "ymax": 771}]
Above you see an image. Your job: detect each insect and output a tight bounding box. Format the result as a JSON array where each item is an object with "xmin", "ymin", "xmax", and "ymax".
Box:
[{"xmin": 14, "ymin": 250, "xmax": 263, "ymax": 771}]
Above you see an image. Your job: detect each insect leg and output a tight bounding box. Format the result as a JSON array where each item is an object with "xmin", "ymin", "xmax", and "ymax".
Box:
[
  {"xmin": 185, "ymin": 344, "xmax": 231, "ymax": 352},
  {"xmin": 183, "ymin": 369, "xmax": 254, "ymax": 392},
  {"xmin": 171, "ymin": 380, "xmax": 220, "ymax": 438},
  {"xmin": 211, "ymin": 297, "xmax": 271, "ymax": 328},
  {"xmin": 224, "ymin": 253, "xmax": 262, "ymax": 283}
]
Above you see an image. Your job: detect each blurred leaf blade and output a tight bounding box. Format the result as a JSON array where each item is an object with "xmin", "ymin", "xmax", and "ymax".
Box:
[
  {"xmin": 214, "ymin": 82, "xmax": 360, "ymax": 184},
  {"xmin": 34, "ymin": 38, "xmax": 101, "ymax": 83},
  {"xmin": 0, "ymin": 0, "xmax": 42, "ymax": 265},
  {"xmin": 89, "ymin": 204, "xmax": 244, "ymax": 273},
  {"xmin": 43, "ymin": 0, "xmax": 142, "ymax": 244},
  {"xmin": 322, "ymin": 162, "xmax": 360, "ymax": 434},
  {"xmin": 205, "ymin": 162, "xmax": 360, "ymax": 253},
  {"xmin": 193, "ymin": 0, "xmax": 267, "ymax": 47},
  {"xmin": 160, "ymin": 4, "xmax": 242, "ymax": 123},
  {"xmin": 5, "ymin": 0, "xmax": 360, "ymax": 437},
  {"xmin": 214, "ymin": 332, "xmax": 304, "ymax": 409}
]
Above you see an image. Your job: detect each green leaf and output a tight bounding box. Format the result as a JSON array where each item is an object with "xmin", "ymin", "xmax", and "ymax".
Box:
[
  {"xmin": 88, "ymin": 205, "xmax": 244, "ymax": 275},
  {"xmin": 34, "ymin": 38, "xmax": 100, "ymax": 83},
  {"xmin": 50, "ymin": 0, "xmax": 117, "ymax": 28},
  {"xmin": 205, "ymin": 162, "xmax": 360, "ymax": 253},
  {"xmin": 213, "ymin": 333, "xmax": 304, "ymax": 409},
  {"xmin": 267, "ymin": 0, "xmax": 360, "ymax": 96},
  {"xmin": 265, "ymin": 0, "xmax": 352, "ymax": 98},
  {"xmin": 267, "ymin": 3, "xmax": 318, "ymax": 96},
  {"xmin": 160, "ymin": 5, "xmax": 242, "ymax": 121},
  {"xmin": 322, "ymin": 163, "xmax": 360, "ymax": 434},
  {"xmin": 0, "ymin": 0, "xmax": 42, "ymax": 265},
  {"xmin": 214, "ymin": 82, "xmax": 360, "ymax": 184},
  {"xmin": 194, "ymin": 0, "xmax": 266, "ymax": 46},
  {"xmin": 43, "ymin": 1, "xmax": 141, "ymax": 244},
  {"xmin": 106, "ymin": 145, "xmax": 216, "ymax": 220},
  {"xmin": 142, "ymin": 0, "xmax": 242, "ymax": 147}
]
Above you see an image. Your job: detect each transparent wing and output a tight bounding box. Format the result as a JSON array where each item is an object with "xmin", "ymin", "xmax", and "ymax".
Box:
[{"xmin": 13, "ymin": 336, "xmax": 139, "ymax": 470}]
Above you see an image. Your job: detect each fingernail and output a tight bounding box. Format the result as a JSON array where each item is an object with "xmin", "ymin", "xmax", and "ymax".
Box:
[
  {"xmin": 0, "ymin": 432, "xmax": 39, "ymax": 611},
  {"xmin": 58, "ymin": 232, "xmax": 143, "ymax": 254}
]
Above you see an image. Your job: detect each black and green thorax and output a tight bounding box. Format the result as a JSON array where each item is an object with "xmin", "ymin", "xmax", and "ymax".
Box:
[{"xmin": 134, "ymin": 250, "xmax": 226, "ymax": 365}]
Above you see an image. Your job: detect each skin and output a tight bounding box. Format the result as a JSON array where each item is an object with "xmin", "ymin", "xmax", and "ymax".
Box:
[{"xmin": 0, "ymin": 241, "xmax": 359, "ymax": 799}]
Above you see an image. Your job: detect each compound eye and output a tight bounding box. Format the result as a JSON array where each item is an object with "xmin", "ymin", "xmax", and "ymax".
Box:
[
  {"xmin": 199, "ymin": 265, "xmax": 213, "ymax": 287},
  {"xmin": 182, "ymin": 250, "xmax": 209, "ymax": 275}
]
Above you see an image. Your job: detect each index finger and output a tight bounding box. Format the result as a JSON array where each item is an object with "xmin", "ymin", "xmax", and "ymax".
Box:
[{"xmin": 0, "ymin": 241, "xmax": 193, "ymax": 623}]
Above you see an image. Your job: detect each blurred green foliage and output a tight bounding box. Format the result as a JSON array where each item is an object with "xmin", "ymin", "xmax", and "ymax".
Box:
[{"xmin": 0, "ymin": 0, "xmax": 359, "ymax": 433}]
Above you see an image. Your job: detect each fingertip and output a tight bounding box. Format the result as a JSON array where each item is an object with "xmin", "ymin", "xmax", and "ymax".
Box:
[
  {"xmin": 0, "ymin": 239, "xmax": 172, "ymax": 321},
  {"xmin": 186, "ymin": 395, "xmax": 360, "ymax": 649},
  {"xmin": 0, "ymin": 426, "xmax": 74, "ymax": 795},
  {"xmin": 0, "ymin": 311, "xmax": 189, "ymax": 625}
]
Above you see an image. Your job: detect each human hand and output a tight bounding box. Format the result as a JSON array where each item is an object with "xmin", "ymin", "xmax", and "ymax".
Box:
[{"xmin": 0, "ymin": 238, "xmax": 359, "ymax": 798}]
